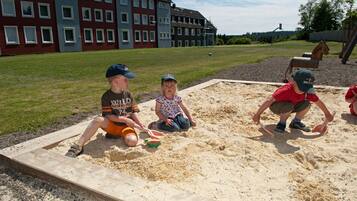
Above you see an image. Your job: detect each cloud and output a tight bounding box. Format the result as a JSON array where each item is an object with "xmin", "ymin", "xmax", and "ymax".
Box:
[{"xmin": 173, "ymin": 0, "xmax": 309, "ymax": 34}]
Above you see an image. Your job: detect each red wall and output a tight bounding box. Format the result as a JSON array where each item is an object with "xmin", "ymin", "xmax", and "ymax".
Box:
[
  {"xmin": 0, "ymin": 0, "xmax": 58, "ymax": 55},
  {"xmin": 132, "ymin": 1, "xmax": 157, "ymax": 48},
  {"xmin": 79, "ymin": 1, "xmax": 118, "ymax": 51}
]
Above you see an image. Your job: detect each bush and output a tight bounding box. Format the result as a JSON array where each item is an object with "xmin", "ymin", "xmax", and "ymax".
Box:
[
  {"xmin": 226, "ymin": 37, "xmax": 251, "ymax": 45},
  {"xmin": 216, "ymin": 38, "xmax": 225, "ymax": 45},
  {"xmin": 295, "ymin": 31, "xmax": 310, "ymax": 40}
]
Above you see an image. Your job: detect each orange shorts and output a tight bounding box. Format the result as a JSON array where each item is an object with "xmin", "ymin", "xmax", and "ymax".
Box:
[{"xmin": 103, "ymin": 121, "xmax": 136, "ymax": 137}]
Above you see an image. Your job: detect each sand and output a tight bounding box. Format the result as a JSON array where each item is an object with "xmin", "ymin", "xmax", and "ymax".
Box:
[{"xmin": 52, "ymin": 81, "xmax": 357, "ymax": 201}]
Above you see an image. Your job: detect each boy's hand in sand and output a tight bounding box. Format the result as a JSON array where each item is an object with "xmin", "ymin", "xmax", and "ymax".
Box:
[
  {"xmin": 165, "ymin": 119, "xmax": 173, "ymax": 126},
  {"xmin": 190, "ymin": 120, "xmax": 197, "ymax": 127},
  {"xmin": 252, "ymin": 113, "xmax": 261, "ymax": 124}
]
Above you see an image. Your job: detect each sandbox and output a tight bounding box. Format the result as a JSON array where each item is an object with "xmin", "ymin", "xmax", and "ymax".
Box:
[{"xmin": 1, "ymin": 79, "xmax": 356, "ymax": 201}]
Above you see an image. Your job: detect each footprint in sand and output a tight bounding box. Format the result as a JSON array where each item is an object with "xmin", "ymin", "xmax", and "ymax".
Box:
[{"xmin": 105, "ymin": 148, "xmax": 147, "ymax": 161}]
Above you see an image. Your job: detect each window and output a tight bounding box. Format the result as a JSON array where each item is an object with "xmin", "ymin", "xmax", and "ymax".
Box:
[
  {"xmin": 1, "ymin": 0, "xmax": 16, "ymax": 16},
  {"xmin": 179, "ymin": 16, "xmax": 183, "ymax": 23},
  {"xmin": 94, "ymin": 9, "xmax": 103, "ymax": 22},
  {"xmin": 120, "ymin": 0, "xmax": 128, "ymax": 5},
  {"xmin": 191, "ymin": 40, "xmax": 195, "ymax": 46},
  {"xmin": 150, "ymin": 31, "xmax": 155, "ymax": 42},
  {"xmin": 185, "ymin": 40, "xmax": 189, "ymax": 47},
  {"xmin": 191, "ymin": 29, "xmax": 195, "ymax": 36},
  {"xmin": 4, "ymin": 26, "xmax": 19, "ymax": 44},
  {"xmin": 104, "ymin": 0, "xmax": 112, "ymax": 3},
  {"xmin": 121, "ymin": 12, "xmax": 128, "ymax": 23},
  {"xmin": 64, "ymin": 27, "xmax": 75, "ymax": 43},
  {"xmin": 121, "ymin": 30, "xmax": 129, "ymax": 42},
  {"xmin": 185, "ymin": 28, "xmax": 189, "ymax": 35},
  {"xmin": 177, "ymin": 27, "xmax": 182, "ymax": 35},
  {"xmin": 134, "ymin": 30, "xmax": 141, "ymax": 42},
  {"xmin": 62, "ymin": 6, "xmax": 73, "ymax": 20},
  {"xmin": 197, "ymin": 29, "xmax": 201, "ymax": 35},
  {"xmin": 24, "ymin": 26, "xmax": 37, "ymax": 44},
  {"xmin": 178, "ymin": 40, "xmax": 182, "ymax": 47},
  {"xmin": 38, "ymin": 3, "xmax": 50, "ymax": 19},
  {"xmin": 107, "ymin": 29, "xmax": 115, "ymax": 43},
  {"xmin": 142, "ymin": 31, "xmax": 148, "ymax": 42},
  {"xmin": 148, "ymin": 0, "xmax": 154, "ymax": 9},
  {"xmin": 149, "ymin": 15, "xmax": 155, "ymax": 25},
  {"xmin": 142, "ymin": 14, "xmax": 148, "ymax": 25},
  {"xmin": 82, "ymin": 8, "xmax": 91, "ymax": 21},
  {"xmin": 133, "ymin": 0, "xmax": 139, "ymax": 7},
  {"xmin": 21, "ymin": 1, "xmax": 34, "ymax": 18},
  {"xmin": 83, "ymin": 28, "xmax": 93, "ymax": 43},
  {"xmin": 40, "ymin": 26, "xmax": 53, "ymax": 44},
  {"xmin": 171, "ymin": 40, "xmax": 175, "ymax": 47},
  {"xmin": 171, "ymin": 27, "xmax": 174, "ymax": 35},
  {"xmin": 96, "ymin": 29, "xmax": 104, "ymax": 43},
  {"xmin": 141, "ymin": 0, "xmax": 147, "ymax": 8},
  {"xmin": 105, "ymin": 10, "xmax": 113, "ymax": 22},
  {"xmin": 134, "ymin": 13, "xmax": 140, "ymax": 24}
]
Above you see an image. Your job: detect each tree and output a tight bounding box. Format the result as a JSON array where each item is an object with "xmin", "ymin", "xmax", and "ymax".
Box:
[
  {"xmin": 298, "ymin": 0, "xmax": 318, "ymax": 32},
  {"xmin": 311, "ymin": 0, "xmax": 342, "ymax": 31},
  {"xmin": 342, "ymin": 0, "xmax": 356, "ymax": 30},
  {"xmin": 298, "ymin": 0, "xmax": 318, "ymax": 39},
  {"xmin": 298, "ymin": 0, "xmax": 347, "ymax": 39}
]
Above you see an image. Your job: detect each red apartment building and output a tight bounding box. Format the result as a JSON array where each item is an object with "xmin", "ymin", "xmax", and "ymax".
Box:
[
  {"xmin": 78, "ymin": 0, "xmax": 118, "ymax": 51},
  {"xmin": 0, "ymin": 0, "xmax": 59, "ymax": 55},
  {"xmin": 132, "ymin": 0, "xmax": 157, "ymax": 48}
]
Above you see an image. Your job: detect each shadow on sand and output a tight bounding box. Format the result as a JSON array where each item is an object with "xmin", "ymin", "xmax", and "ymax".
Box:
[{"xmin": 247, "ymin": 124, "xmax": 323, "ymax": 154}]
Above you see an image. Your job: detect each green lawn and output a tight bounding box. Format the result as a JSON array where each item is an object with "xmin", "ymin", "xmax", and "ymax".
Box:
[{"xmin": 0, "ymin": 40, "xmax": 352, "ymax": 135}]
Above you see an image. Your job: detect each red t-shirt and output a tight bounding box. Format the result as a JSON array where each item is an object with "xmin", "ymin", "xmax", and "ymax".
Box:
[
  {"xmin": 345, "ymin": 84, "xmax": 357, "ymax": 113},
  {"xmin": 345, "ymin": 84, "xmax": 357, "ymax": 100},
  {"xmin": 272, "ymin": 83, "xmax": 319, "ymax": 105}
]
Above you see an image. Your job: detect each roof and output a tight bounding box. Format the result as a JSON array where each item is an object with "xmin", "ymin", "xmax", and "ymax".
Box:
[
  {"xmin": 158, "ymin": 0, "xmax": 171, "ymax": 3},
  {"xmin": 171, "ymin": 7, "xmax": 205, "ymax": 19},
  {"xmin": 205, "ymin": 20, "xmax": 217, "ymax": 30}
]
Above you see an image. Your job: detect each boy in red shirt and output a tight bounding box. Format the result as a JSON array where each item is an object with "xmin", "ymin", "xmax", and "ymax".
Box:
[
  {"xmin": 253, "ymin": 69, "xmax": 334, "ymax": 133},
  {"xmin": 345, "ymin": 84, "xmax": 357, "ymax": 116}
]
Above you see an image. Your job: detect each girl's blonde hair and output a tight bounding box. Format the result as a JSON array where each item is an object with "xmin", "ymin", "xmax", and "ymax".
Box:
[{"xmin": 161, "ymin": 80, "xmax": 178, "ymax": 96}]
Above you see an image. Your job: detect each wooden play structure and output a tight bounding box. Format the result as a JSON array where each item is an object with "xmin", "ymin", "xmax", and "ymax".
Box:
[
  {"xmin": 283, "ymin": 41, "xmax": 329, "ymax": 82},
  {"xmin": 341, "ymin": 25, "xmax": 357, "ymax": 64}
]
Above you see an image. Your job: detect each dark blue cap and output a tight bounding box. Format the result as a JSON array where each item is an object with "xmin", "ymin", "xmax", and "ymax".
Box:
[
  {"xmin": 105, "ymin": 64, "xmax": 135, "ymax": 79},
  {"xmin": 292, "ymin": 69, "xmax": 315, "ymax": 92},
  {"xmin": 161, "ymin": 74, "xmax": 177, "ymax": 83}
]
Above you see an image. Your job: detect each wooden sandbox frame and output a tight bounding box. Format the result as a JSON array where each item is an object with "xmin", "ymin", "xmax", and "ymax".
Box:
[{"xmin": 0, "ymin": 79, "xmax": 347, "ymax": 201}]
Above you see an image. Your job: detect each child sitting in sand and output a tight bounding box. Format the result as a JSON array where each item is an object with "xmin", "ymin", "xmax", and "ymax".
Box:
[
  {"xmin": 154, "ymin": 74, "xmax": 196, "ymax": 132},
  {"xmin": 66, "ymin": 64, "xmax": 151, "ymax": 157},
  {"xmin": 252, "ymin": 69, "xmax": 334, "ymax": 133},
  {"xmin": 345, "ymin": 84, "xmax": 357, "ymax": 116}
]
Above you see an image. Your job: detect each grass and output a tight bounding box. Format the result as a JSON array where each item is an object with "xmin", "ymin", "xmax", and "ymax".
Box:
[{"xmin": 0, "ymin": 40, "xmax": 353, "ymax": 135}]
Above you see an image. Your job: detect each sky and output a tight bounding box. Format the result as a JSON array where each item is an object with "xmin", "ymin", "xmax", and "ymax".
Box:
[{"xmin": 173, "ymin": 0, "xmax": 309, "ymax": 34}]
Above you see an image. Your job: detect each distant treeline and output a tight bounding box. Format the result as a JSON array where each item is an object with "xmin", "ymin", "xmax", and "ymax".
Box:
[{"xmin": 217, "ymin": 31, "xmax": 297, "ymax": 45}]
